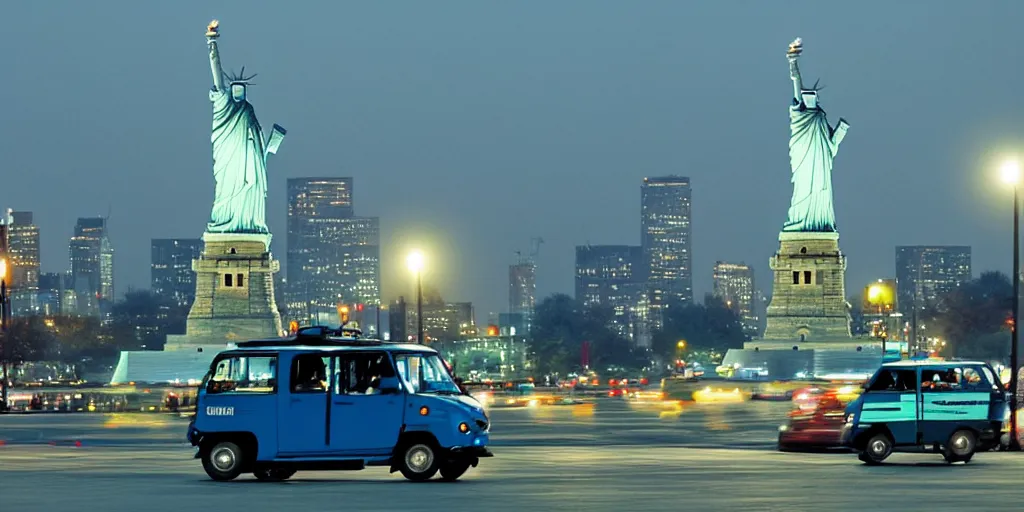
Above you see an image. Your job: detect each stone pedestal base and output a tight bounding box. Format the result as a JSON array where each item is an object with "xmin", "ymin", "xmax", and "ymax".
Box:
[
  {"xmin": 763, "ymin": 232, "xmax": 852, "ymax": 340},
  {"xmin": 178, "ymin": 232, "xmax": 283, "ymax": 346}
]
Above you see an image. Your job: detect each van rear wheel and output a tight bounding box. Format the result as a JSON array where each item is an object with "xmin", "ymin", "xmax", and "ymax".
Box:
[
  {"xmin": 398, "ymin": 442, "xmax": 440, "ymax": 481},
  {"xmin": 202, "ymin": 441, "xmax": 244, "ymax": 481},
  {"xmin": 944, "ymin": 429, "xmax": 976, "ymax": 463}
]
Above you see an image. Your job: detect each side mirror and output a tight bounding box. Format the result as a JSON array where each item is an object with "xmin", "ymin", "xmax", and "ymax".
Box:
[{"xmin": 378, "ymin": 376, "xmax": 402, "ymax": 394}]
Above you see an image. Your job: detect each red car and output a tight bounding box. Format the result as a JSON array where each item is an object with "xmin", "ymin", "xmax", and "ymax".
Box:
[{"xmin": 777, "ymin": 393, "xmax": 850, "ymax": 452}]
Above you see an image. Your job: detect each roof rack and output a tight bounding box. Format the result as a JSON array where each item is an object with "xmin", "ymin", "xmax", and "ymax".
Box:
[{"xmin": 233, "ymin": 325, "xmax": 384, "ymax": 349}]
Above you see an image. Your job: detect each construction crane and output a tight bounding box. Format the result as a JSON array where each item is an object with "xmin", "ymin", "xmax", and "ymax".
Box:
[{"xmin": 529, "ymin": 237, "xmax": 544, "ymax": 263}]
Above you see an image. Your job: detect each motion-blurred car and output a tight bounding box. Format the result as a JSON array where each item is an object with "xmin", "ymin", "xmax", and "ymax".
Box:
[
  {"xmin": 692, "ymin": 386, "xmax": 749, "ymax": 403},
  {"xmin": 777, "ymin": 392, "xmax": 849, "ymax": 451},
  {"xmin": 754, "ymin": 380, "xmax": 819, "ymax": 400}
]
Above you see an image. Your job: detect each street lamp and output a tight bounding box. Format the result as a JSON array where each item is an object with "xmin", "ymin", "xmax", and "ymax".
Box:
[
  {"xmin": 0, "ymin": 258, "xmax": 8, "ymax": 413},
  {"xmin": 406, "ymin": 250, "xmax": 425, "ymax": 344},
  {"xmin": 1002, "ymin": 158, "xmax": 1021, "ymax": 450}
]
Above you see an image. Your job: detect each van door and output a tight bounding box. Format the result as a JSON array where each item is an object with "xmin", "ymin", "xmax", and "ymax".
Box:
[
  {"xmin": 329, "ymin": 352, "xmax": 405, "ymax": 456},
  {"xmin": 859, "ymin": 367, "xmax": 918, "ymax": 445},
  {"xmin": 278, "ymin": 352, "xmax": 333, "ymax": 457},
  {"xmin": 919, "ymin": 365, "xmax": 992, "ymax": 446}
]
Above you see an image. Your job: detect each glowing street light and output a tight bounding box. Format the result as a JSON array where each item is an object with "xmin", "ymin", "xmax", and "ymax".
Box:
[
  {"xmin": 1002, "ymin": 158, "xmax": 1021, "ymax": 450},
  {"xmin": 0, "ymin": 257, "xmax": 8, "ymax": 412},
  {"xmin": 407, "ymin": 250, "xmax": 425, "ymax": 344},
  {"xmin": 1002, "ymin": 159, "xmax": 1021, "ymax": 185}
]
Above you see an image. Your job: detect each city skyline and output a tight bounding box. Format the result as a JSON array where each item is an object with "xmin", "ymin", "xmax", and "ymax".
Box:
[{"xmin": 1, "ymin": 2, "xmax": 1022, "ymax": 318}]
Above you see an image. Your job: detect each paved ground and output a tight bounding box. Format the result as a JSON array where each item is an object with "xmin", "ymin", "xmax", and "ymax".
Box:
[
  {"xmin": 3, "ymin": 444, "xmax": 1023, "ymax": 511},
  {"xmin": 4, "ymin": 401, "xmax": 1021, "ymax": 511}
]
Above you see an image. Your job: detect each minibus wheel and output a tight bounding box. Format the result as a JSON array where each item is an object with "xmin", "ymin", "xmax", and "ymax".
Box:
[
  {"xmin": 399, "ymin": 442, "xmax": 440, "ymax": 481},
  {"xmin": 944, "ymin": 429, "xmax": 977, "ymax": 463},
  {"xmin": 202, "ymin": 441, "xmax": 244, "ymax": 481},
  {"xmin": 858, "ymin": 433, "xmax": 893, "ymax": 464}
]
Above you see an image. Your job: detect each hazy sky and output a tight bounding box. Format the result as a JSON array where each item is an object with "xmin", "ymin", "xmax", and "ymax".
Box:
[{"xmin": 3, "ymin": 1, "xmax": 1024, "ymax": 318}]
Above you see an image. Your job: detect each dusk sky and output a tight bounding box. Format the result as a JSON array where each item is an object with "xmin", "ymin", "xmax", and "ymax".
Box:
[{"xmin": 3, "ymin": 1, "xmax": 1024, "ymax": 318}]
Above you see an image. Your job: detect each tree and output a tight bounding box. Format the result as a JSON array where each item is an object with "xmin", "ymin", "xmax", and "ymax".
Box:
[
  {"xmin": 530, "ymin": 294, "xmax": 636, "ymax": 375},
  {"xmin": 5, "ymin": 316, "xmax": 56, "ymax": 365},
  {"xmin": 927, "ymin": 271, "xmax": 1013, "ymax": 359},
  {"xmin": 652, "ymin": 295, "xmax": 746, "ymax": 360}
]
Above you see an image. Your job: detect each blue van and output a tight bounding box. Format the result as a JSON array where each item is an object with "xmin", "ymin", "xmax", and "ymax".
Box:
[
  {"xmin": 841, "ymin": 360, "xmax": 1006, "ymax": 464},
  {"xmin": 186, "ymin": 327, "xmax": 492, "ymax": 482}
]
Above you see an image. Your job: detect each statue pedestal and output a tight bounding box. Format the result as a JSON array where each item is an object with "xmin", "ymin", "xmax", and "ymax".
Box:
[
  {"xmin": 169, "ymin": 232, "xmax": 283, "ymax": 348},
  {"xmin": 763, "ymin": 231, "xmax": 852, "ymax": 340}
]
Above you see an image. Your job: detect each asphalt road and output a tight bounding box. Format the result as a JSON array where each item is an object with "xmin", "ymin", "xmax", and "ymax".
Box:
[{"xmin": 5, "ymin": 401, "xmax": 1022, "ymax": 511}]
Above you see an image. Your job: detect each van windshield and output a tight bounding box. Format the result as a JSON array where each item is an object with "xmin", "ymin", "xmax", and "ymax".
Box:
[{"xmin": 394, "ymin": 353, "xmax": 461, "ymax": 395}]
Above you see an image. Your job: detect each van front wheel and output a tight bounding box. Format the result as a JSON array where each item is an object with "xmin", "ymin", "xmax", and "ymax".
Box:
[
  {"xmin": 399, "ymin": 442, "xmax": 440, "ymax": 481},
  {"xmin": 202, "ymin": 441, "xmax": 244, "ymax": 481},
  {"xmin": 858, "ymin": 433, "xmax": 893, "ymax": 465}
]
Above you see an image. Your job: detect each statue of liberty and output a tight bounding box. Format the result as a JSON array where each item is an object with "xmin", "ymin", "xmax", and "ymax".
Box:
[
  {"xmin": 783, "ymin": 38, "xmax": 849, "ymax": 233},
  {"xmin": 205, "ymin": 20, "xmax": 286, "ymax": 235}
]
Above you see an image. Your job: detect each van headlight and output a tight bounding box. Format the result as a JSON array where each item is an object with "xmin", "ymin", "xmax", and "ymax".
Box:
[{"xmin": 458, "ymin": 422, "xmax": 470, "ymax": 434}]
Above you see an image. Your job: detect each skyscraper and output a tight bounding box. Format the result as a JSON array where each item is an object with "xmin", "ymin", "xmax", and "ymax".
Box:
[
  {"xmin": 286, "ymin": 178, "xmax": 380, "ymax": 325},
  {"xmin": 641, "ymin": 176, "xmax": 693, "ymax": 325},
  {"xmin": 508, "ymin": 261, "xmax": 535, "ymax": 317},
  {"xmin": 69, "ymin": 217, "xmax": 114, "ymax": 319},
  {"xmin": 151, "ymin": 238, "xmax": 204, "ymax": 308},
  {"xmin": 7, "ymin": 211, "xmax": 40, "ymax": 315},
  {"xmin": 575, "ymin": 245, "xmax": 644, "ymax": 341},
  {"xmin": 895, "ymin": 246, "xmax": 972, "ymax": 311},
  {"xmin": 712, "ymin": 261, "xmax": 759, "ymax": 338}
]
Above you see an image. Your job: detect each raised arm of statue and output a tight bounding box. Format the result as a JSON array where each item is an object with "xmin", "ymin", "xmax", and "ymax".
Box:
[
  {"xmin": 786, "ymin": 38, "xmax": 804, "ymax": 103},
  {"xmin": 788, "ymin": 56, "xmax": 803, "ymax": 103},
  {"xmin": 831, "ymin": 118, "xmax": 850, "ymax": 151},
  {"xmin": 207, "ymin": 20, "xmax": 225, "ymax": 92}
]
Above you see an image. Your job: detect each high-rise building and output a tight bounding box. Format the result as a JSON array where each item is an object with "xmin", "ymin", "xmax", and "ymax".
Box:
[
  {"xmin": 641, "ymin": 176, "xmax": 693, "ymax": 325},
  {"xmin": 895, "ymin": 246, "xmax": 972, "ymax": 311},
  {"xmin": 151, "ymin": 239, "xmax": 204, "ymax": 308},
  {"xmin": 712, "ymin": 261, "xmax": 758, "ymax": 338},
  {"xmin": 575, "ymin": 245, "xmax": 644, "ymax": 340},
  {"xmin": 69, "ymin": 217, "xmax": 114, "ymax": 319},
  {"xmin": 389, "ymin": 297, "xmax": 408, "ymax": 343},
  {"xmin": 419, "ymin": 301, "xmax": 476, "ymax": 342},
  {"xmin": 508, "ymin": 261, "xmax": 536, "ymax": 318},
  {"xmin": 7, "ymin": 211, "xmax": 40, "ymax": 315},
  {"xmin": 286, "ymin": 178, "xmax": 380, "ymax": 324},
  {"xmin": 38, "ymin": 272, "xmax": 66, "ymax": 316}
]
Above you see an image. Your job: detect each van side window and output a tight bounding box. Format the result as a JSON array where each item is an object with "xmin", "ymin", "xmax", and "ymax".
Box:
[
  {"xmin": 868, "ymin": 369, "xmax": 916, "ymax": 392},
  {"xmin": 922, "ymin": 368, "xmax": 964, "ymax": 392},
  {"xmin": 334, "ymin": 352, "xmax": 396, "ymax": 395},
  {"xmin": 206, "ymin": 356, "xmax": 277, "ymax": 394},
  {"xmin": 290, "ymin": 354, "xmax": 329, "ymax": 393}
]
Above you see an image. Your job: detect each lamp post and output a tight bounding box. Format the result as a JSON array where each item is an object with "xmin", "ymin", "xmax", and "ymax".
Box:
[
  {"xmin": 1002, "ymin": 159, "xmax": 1021, "ymax": 450},
  {"xmin": 0, "ymin": 258, "xmax": 8, "ymax": 413},
  {"xmin": 407, "ymin": 250, "xmax": 425, "ymax": 344}
]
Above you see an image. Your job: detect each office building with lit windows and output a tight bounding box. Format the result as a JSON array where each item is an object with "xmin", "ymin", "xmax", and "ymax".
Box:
[
  {"xmin": 69, "ymin": 217, "xmax": 114, "ymax": 319},
  {"xmin": 286, "ymin": 178, "xmax": 380, "ymax": 325},
  {"xmin": 712, "ymin": 261, "xmax": 758, "ymax": 338},
  {"xmin": 641, "ymin": 176, "xmax": 693, "ymax": 326},
  {"xmin": 7, "ymin": 211, "xmax": 40, "ymax": 315},
  {"xmin": 151, "ymin": 238, "xmax": 204, "ymax": 308},
  {"xmin": 575, "ymin": 244, "xmax": 645, "ymax": 342},
  {"xmin": 895, "ymin": 246, "xmax": 971, "ymax": 311}
]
